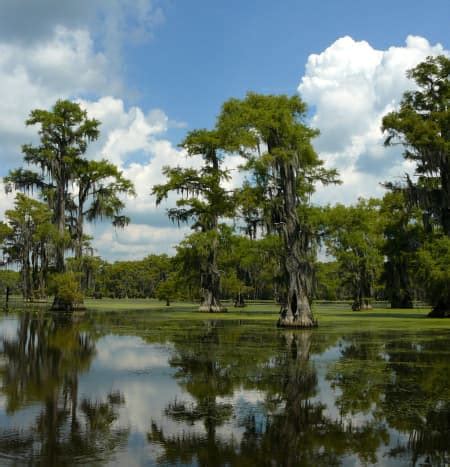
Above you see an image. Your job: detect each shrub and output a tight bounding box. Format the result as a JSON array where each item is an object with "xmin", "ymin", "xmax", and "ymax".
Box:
[
  {"xmin": 416, "ymin": 236, "xmax": 450, "ymax": 316},
  {"xmin": 49, "ymin": 272, "xmax": 84, "ymax": 310}
]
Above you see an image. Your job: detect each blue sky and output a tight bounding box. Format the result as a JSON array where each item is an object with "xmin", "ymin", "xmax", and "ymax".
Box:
[
  {"xmin": 0, "ymin": 0, "xmax": 448, "ymax": 259},
  {"xmin": 125, "ymin": 0, "xmax": 450, "ymax": 135}
]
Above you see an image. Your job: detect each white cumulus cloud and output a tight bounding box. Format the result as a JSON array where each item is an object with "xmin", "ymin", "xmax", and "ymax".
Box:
[
  {"xmin": 0, "ymin": 27, "xmax": 110, "ymax": 168},
  {"xmin": 299, "ymin": 35, "xmax": 448, "ymax": 204},
  {"xmin": 0, "ymin": 25, "xmax": 190, "ymax": 259}
]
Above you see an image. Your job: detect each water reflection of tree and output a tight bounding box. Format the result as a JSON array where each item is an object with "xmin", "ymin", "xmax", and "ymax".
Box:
[
  {"xmin": 148, "ymin": 326, "xmax": 388, "ymax": 466},
  {"xmin": 241, "ymin": 331, "xmax": 388, "ymax": 466},
  {"xmin": 384, "ymin": 338, "xmax": 450, "ymax": 466},
  {"xmin": 328, "ymin": 333, "xmax": 450, "ymax": 466},
  {"xmin": 327, "ymin": 334, "xmax": 390, "ymax": 416},
  {"xmin": 149, "ymin": 322, "xmax": 243, "ymax": 465},
  {"xmin": 0, "ymin": 313, "xmax": 128, "ymax": 465}
]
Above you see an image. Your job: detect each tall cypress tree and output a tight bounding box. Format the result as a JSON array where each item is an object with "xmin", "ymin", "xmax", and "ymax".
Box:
[
  {"xmin": 382, "ymin": 55, "xmax": 450, "ymax": 315},
  {"xmin": 218, "ymin": 93, "xmax": 339, "ymax": 327}
]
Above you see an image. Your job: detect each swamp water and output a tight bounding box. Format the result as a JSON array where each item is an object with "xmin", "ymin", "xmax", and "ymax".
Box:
[{"xmin": 0, "ymin": 311, "xmax": 449, "ymax": 466}]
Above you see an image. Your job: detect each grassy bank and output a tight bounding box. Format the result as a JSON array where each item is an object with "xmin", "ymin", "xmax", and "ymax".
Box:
[{"xmin": 81, "ymin": 298, "xmax": 450, "ymax": 333}]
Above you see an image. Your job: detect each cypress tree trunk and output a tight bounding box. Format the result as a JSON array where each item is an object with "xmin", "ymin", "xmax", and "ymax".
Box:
[
  {"xmin": 441, "ymin": 162, "xmax": 450, "ymax": 237},
  {"xmin": 51, "ymin": 183, "xmax": 70, "ymax": 311},
  {"xmin": 351, "ymin": 269, "xmax": 373, "ymax": 311},
  {"xmin": 55, "ymin": 183, "xmax": 66, "ymax": 274},
  {"xmin": 51, "ymin": 296, "xmax": 76, "ymax": 312},
  {"xmin": 352, "ymin": 299, "xmax": 373, "ymax": 311},
  {"xmin": 198, "ymin": 265, "xmax": 226, "ymax": 312},
  {"xmin": 278, "ymin": 252, "xmax": 316, "ymax": 327},
  {"xmin": 234, "ymin": 291, "xmax": 246, "ymax": 307},
  {"xmin": 22, "ymin": 255, "xmax": 32, "ymax": 301},
  {"xmin": 31, "ymin": 248, "xmax": 38, "ymax": 299},
  {"xmin": 52, "ymin": 177, "xmax": 87, "ymax": 312},
  {"xmin": 73, "ymin": 204, "xmax": 86, "ymax": 306},
  {"xmin": 433, "ymin": 166, "xmax": 450, "ymax": 315},
  {"xmin": 75, "ymin": 205, "xmax": 83, "ymax": 261},
  {"xmin": 198, "ymin": 234, "xmax": 227, "ymax": 312},
  {"xmin": 429, "ymin": 144, "xmax": 450, "ymax": 322},
  {"xmin": 39, "ymin": 243, "xmax": 48, "ymax": 299},
  {"xmin": 385, "ymin": 260, "xmax": 413, "ymax": 308},
  {"xmin": 277, "ymin": 162, "xmax": 316, "ymax": 328}
]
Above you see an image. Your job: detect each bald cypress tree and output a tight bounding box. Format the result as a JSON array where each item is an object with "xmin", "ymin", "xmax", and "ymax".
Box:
[
  {"xmin": 382, "ymin": 55, "xmax": 450, "ymax": 235},
  {"xmin": 152, "ymin": 130, "xmax": 235, "ymax": 312},
  {"xmin": 382, "ymin": 55, "xmax": 450, "ymax": 316},
  {"xmin": 4, "ymin": 100, "xmax": 133, "ymax": 310},
  {"xmin": 5, "ymin": 100, "xmax": 100, "ymax": 276},
  {"xmin": 218, "ymin": 93, "xmax": 339, "ymax": 327}
]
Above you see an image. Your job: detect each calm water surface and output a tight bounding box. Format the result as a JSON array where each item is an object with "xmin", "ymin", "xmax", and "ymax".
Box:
[{"xmin": 0, "ymin": 311, "xmax": 449, "ymax": 466}]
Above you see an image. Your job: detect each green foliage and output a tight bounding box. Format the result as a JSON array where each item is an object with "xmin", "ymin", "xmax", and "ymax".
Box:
[
  {"xmin": 382, "ymin": 55, "xmax": 450, "ymax": 312},
  {"xmin": 5, "ymin": 81, "xmax": 450, "ymax": 317},
  {"xmin": 67, "ymin": 255, "xmax": 107, "ymax": 295},
  {"xmin": 379, "ymin": 191, "xmax": 423, "ymax": 308},
  {"xmin": 155, "ymin": 275, "xmax": 178, "ymax": 306},
  {"xmin": 4, "ymin": 100, "xmax": 101, "ymax": 273},
  {"xmin": 152, "ymin": 129, "xmax": 234, "ymax": 230},
  {"xmin": 416, "ymin": 236, "xmax": 450, "ymax": 314},
  {"xmin": 229, "ymin": 234, "xmax": 283, "ymax": 300},
  {"xmin": 173, "ymin": 229, "xmax": 221, "ymax": 300},
  {"xmin": 70, "ymin": 158, "xmax": 135, "ymax": 259},
  {"xmin": 322, "ymin": 199, "xmax": 384, "ymax": 309},
  {"xmin": 2, "ymin": 100, "xmax": 133, "ymax": 309},
  {"xmin": 314, "ymin": 261, "xmax": 343, "ymax": 301},
  {"xmin": 152, "ymin": 129, "xmax": 235, "ymax": 311},
  {"xmin": 218, "ymin": 93, "xmax": 339, "ymax": 232},
  {"xmin": 95, "ymin": 254, "xmax": 173, "ymax": 299},
  {"xmin": 382, "ymin": 55, "xmax": 450, "ymax": 235},
  {"xmin": 48, "ymin": 272, "xmax": 84, "ymax": 308},
  {"xmin": 1, "ymin": 193, "xmax": 57, "ymax": 299},
  {"xmin": 0, "ymin": 270, "xmax": 20, "ymax": 291}
]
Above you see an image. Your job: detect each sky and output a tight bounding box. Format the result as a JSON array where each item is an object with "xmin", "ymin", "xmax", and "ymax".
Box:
[{"xmin": 0, "ymin": 0, "xmax": 448, "ymax": 260}]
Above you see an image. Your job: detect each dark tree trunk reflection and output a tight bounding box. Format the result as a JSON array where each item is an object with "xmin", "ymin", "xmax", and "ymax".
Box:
[{"xmin": 0, "ymin": 313, "xmax": 129, "ymax": 465}]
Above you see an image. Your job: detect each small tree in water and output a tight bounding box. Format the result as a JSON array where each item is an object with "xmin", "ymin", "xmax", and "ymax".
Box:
[
  {"xmin": 152, "ymin": 130, "xmax": 235, "ymax": 312},
  {"xmin": 218, "ymin": 93, "xmax": 339, "ymax": 327}
]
